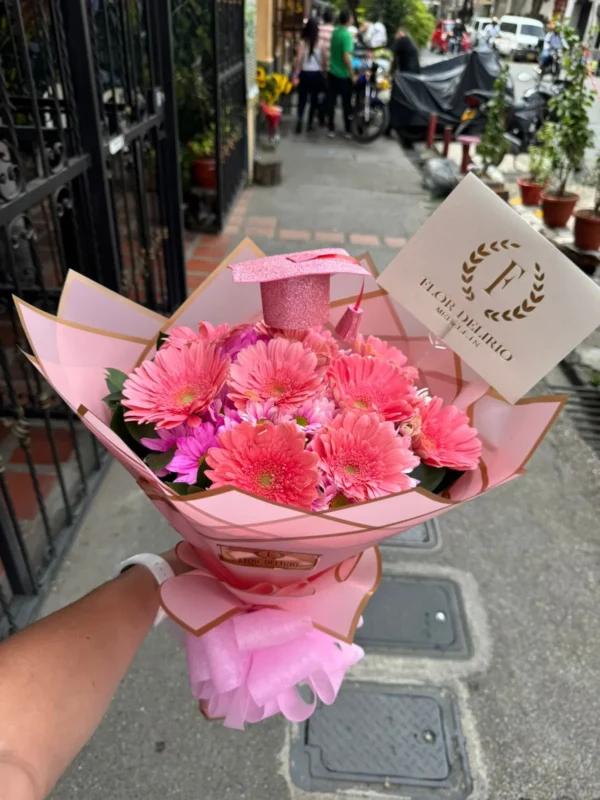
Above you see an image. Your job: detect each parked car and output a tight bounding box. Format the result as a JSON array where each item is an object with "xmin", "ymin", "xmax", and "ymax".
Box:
[
  {"xmin": 430, "ymin": 20, "xmax": 454, "ymax": 54},
  {"xmin": 494, "ymin": 15, "xmax": 544, "ymax": 61}
]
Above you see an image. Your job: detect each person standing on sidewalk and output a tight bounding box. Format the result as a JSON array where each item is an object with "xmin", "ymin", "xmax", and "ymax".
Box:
[
  {"xmin": 294, "ymin": 18, "xmax": 326, "ymax": 134},
  {"xmin": 319, "ymin": 9, "xmax": 335, "ymax": 70},
  {"xmin": 327, "ymin": 8, "xmax": 354, "ymax": 139}
]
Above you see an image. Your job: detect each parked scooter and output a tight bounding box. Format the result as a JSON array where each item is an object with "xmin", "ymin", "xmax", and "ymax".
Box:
[{"xmin": 454, "ymin": 77, "xmax": 561, "ymax": 152}]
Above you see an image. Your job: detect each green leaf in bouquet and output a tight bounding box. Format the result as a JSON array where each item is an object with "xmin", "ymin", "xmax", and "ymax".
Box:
[
  {"xmin": 156, "ymin": 331, "xmax": 170, "ymax": 350},
  {"xmin": 411, "ymin": 463, "xmax": 448, "ymax": 494},
  {"xmin": 145, "ymin": 447, "xmax": 176, "ymax": 473},
  {"xmin": 164, "ymin": 481, "xmax": 204, "ymax": 496},
  {"xmin": 109, "ymin": 404, "xmax": 147, "ymax": 458},
  {"xmin": 105, "ymin": 367, "xmax": 128, "ymax": 394},
  {"xmin": 102, "ymin": 390, "xmax": 123, "ymax": 412},
  {"xmin": 433, "ymin": 468, "xmax": 465, "ymax": 495},
  {"xmin": 195, "ymin": 457, "xmax": 212, "ymax": 490},
  {"xmin": 126, "ymin": 420, "xmax": 159, "ymax": 443}
]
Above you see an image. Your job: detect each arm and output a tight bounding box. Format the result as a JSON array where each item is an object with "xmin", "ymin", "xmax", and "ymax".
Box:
[
  {"xmin": 0, "ymin": 551, "xmax": 185, "ymax": 800},
  {"xmin": 344, "ymin": 50, "xmax": 353, "ymax": 78}
]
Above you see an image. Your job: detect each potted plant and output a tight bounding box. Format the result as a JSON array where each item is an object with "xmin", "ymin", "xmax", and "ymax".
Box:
[
  {"xmin": 540, "ymin": 26, "xmax": 594, "ymax": 227},
  {"xmin": 476, "ymin": 64, "xmax": 511, "ymax": 201},
  {"xmin": 518, "ymin": 137, "xmax": 551, "ymax": 206},
  {"xmin": 573, "ymin": 155, "xmax": 600, "ymax": 250},
  {"xmin": 258, "ymin": 69, "xmax": 292, "ymax": 147},
  {"xmin": 188, "ymin": 126, "xmax": 216, "ymax": 189}
]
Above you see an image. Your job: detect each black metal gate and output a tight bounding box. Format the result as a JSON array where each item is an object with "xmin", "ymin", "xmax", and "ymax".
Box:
[
  {"xmin": 0, "ymin": 0, "xmax": 186, "ymax": 637},
  {"xmin": 174, "ymin": 0, "xmax": 247, "ymax": 232},
  {"xmin": 213, "ymin": 0, "xmax": 247, "ymax": 229}
]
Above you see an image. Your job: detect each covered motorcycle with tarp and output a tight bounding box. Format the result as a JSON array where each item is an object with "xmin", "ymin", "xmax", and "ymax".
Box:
[{"xmin": 390, "ymin": 49, "xmax": 512, "ymax": 139}]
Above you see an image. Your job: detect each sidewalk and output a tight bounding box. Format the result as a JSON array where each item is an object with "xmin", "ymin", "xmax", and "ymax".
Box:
[
  {"xmin": 184, "ymin": 132, "xmax": 439, "ymax": 290},
  {"xmin": 46, "ymin": 136, "xmax": 600, "ymax": 799}
]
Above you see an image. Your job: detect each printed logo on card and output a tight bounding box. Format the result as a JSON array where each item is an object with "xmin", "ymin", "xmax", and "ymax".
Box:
[
  {"xmin": 218, "ymin": 545, "xmax": 320, "ymax": 570},
  {"xmin": 460, "ymin": 240, "xmax": 545, "ymax": 322}
]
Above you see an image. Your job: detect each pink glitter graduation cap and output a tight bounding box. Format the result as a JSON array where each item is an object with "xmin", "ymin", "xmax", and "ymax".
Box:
[{"xmin": 230, "ymin": 248, "xmax": 369, "ymax": 329}]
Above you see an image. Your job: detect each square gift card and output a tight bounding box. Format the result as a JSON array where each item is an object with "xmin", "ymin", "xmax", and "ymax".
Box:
[{"xmin": 378, "ymin": 174, "xmax": 600, "ymax": 403}]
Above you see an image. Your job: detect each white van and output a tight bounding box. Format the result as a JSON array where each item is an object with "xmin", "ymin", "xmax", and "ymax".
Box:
[
  {"xmin": 495, "ymin": 16, "xmax": 544, "ymax": 61},
  {"xmin": 470, "ymin": 17, "xmax": 492, "ymax": 46}
]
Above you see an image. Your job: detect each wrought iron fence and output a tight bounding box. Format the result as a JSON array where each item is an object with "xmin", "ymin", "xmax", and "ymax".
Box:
[
  {"xmin": 0, "ymin": 0, "xmax": 186, "ymax": 638},
  {"xmin": 174, "ymin": 0, "xmax": 247, "ymax": 231}
]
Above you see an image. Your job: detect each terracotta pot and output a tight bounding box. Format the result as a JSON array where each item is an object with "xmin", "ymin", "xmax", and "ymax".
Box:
[
  {"xmin": 192, "ymin": 158, "xmax": 216, "ymax": 190},
  {"xmin": 574, "ymin": 209, "xmax": 600, "ymax": 251},
  {"xmin": 540, "ymin": 191, "xmax": 579, "ymax": 228},
  {"xmin": 517, "ymin": 177, "xmax": 544, "ymax": 206}
]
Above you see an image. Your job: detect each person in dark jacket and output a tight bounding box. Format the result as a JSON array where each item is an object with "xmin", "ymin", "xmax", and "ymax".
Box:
[{"xmin": 392, "ymin": 27, "xmax": 421, "ymax": 74}]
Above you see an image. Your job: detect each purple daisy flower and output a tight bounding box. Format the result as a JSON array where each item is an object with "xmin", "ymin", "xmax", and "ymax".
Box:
[{"xmin": 166, "ymin": 422, "xmax": 219, "ymax": 485}]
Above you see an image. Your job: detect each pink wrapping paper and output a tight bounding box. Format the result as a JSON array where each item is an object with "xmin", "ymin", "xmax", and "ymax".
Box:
[{"xmin": 15, "ymin": 238, "xmax": 566, "ymax": 726}]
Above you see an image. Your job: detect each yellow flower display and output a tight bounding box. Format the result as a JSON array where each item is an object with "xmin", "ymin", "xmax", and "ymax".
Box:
[{"xmin": 258, "ymin": 71, "xmax": 292, "ymax": 106}]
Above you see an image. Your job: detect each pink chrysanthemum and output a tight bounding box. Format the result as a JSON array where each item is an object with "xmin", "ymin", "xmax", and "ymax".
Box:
[
  {"xmin": 312, "ymin": 411, "xmax": 420, "ymax": 502},
  {"xmin": 122, "ymin": 341, "xmax": 230, "ymax": 429},
  {"xmin": 413, "ymin": 397, "xmax": 482, "ymax": 471},
  {"xmin": 166, "ymin": 423, "xmax": 219, "ymax": 485},
  {"xmin": 293, "ymin": 396, "xmax": 336, "ymax": 434},
  {"xmin": 205, "ymin": 421, "xmax": 319, "ymax": 509},
  {"xmin": 328, "ymin": 354, "xmax": 417, "ymax": 423},
  {"xmin": 239, "ymin": 399, "xmax": 289, "ymax": 426},
  {"xmin": 140, "ymin": 423, "xmax": 188, "ymax": 453},
  {"xmin": 228, "ymin": 339, "xmax": 325, "ymax": 412},
  {"xmin": 352, "ymin": 334, "xmax": 410, "ymax": 368},
  {"xmin": 221, "ymin": 324, "xmax": 268, "ymax": 361}
]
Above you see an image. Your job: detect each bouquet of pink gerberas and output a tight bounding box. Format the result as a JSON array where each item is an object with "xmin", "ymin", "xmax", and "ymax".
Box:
[{"xmin": 16, "ymin": 242, "xmax": 565, "ymax": 730}]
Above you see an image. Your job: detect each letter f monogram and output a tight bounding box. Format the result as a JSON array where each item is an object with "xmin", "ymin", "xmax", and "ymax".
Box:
[{"xmin": 484, "ymin": 260, "xmax": 526, "ymax": 296}]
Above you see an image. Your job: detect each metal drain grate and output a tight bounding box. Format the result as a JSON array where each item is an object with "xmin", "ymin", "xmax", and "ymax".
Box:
[
  {"xmin": 382, "ymin": 518, "xmax": 440, "ymax": 549},
  {"xmin": 290, "ymin": 683, "xmax": 472, "ymax": 798},
  {"xmin": 547, "ymin": 384, "xmax": 600, "ymax": 450},
  {"xmin": 355, "ymin": 575, "xmax": 471, "ymax": 657}
]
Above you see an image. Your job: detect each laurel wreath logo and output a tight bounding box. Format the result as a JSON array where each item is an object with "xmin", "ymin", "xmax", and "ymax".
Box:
[{"xmin": 460, "ymin": 241, "xmax": 545, "ymax": 322}]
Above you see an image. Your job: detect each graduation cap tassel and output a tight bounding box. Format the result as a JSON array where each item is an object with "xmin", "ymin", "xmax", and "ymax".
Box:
[{"xmin": 334, "ymin": 279, "xmax": 365, "ymax": 343}]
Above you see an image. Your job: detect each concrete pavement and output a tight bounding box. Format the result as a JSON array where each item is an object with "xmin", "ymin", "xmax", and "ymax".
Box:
[{"xmin": 45, "ymin": 134, "xmax": 600, "ymax": 799}]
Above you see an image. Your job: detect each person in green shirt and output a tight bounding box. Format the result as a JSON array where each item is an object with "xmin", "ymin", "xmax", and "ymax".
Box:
[{"xmin": 327, "ymin": 8, "xmax": 354, "ymax": 138}]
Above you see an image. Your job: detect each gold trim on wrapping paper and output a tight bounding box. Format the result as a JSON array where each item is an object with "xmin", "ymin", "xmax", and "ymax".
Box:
[
  {"xmin": 159, "ymin": 594, "xmax": 244, "ymax": 637},
  {"xmin": 330, "ymin": 290, "xmax": 386, "ymax": 309},
  {"xmin": 133, "ymin": 238, "xmax": 266, "ymax": 368},
  {"xmin": 314, "ymin": 547, "xmax": 382, "ymax": 644},
  {"xmin": 58, "ymin": 270, "xmax": 166, "ymax": 322},
  {"xmin": 334, "ymin": 552, "xmax": 363, "ymax": 582},
  {"xmin": 480, "ymin": 459, "xmax": 490, "ymax": 492},
  {"xmin": 14, "ymin": 296, "xmax": 153, "ymax": 345}
]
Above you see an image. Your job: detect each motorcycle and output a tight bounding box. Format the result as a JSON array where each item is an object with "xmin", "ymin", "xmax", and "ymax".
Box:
[
  {"xmin": 351, "ymin": 53, "xmax": 390, "ymax": 144},
  {"xmin": 537, "ymin": 49, "xmax": 561, "ymax": 80},
  {"xmin": 454, "ymin": 78, "xmax": 561, "ymax": 152}
]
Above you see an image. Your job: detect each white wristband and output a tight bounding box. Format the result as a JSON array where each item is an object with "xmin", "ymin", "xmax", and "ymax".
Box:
[{"xmin": 116, "ymin": 553, "xmax": 175, "ymax": 627}]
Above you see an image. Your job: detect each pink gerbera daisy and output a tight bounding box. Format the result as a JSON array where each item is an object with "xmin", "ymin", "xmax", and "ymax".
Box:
[
  {"xmin": 166, "ymin": 423, "xmax": 219, "ymax": 485},
  {"xmin": 228, "ymin": 339, "xmax": 325, "ymax": 412},
  {"xmin": 122, "ymin": 341, "xmax": 230, "ymax": 429},
  {"xmin": 312, "ymin": 411, "xmax": 420, "ymax": 502},
  {"xmin": 161, "ymin": 326, "xmax": 202, "ymax": 351},
  {"xmin": 352, "ymin": 334, "xmax": 410, "ymax": 368},
  {"xmin": 205, "ymin": 421, "xmax": 319, "ymax": 509},
  {"xmin": 413, "ymin": 397, "xmax": 482, "ymax": 470},
  {"xmin": 328, "ymin": 354, "xmax": 417, "ymax": 423},
  {"xmin": 256, "ymin": 325, "xmax": 340, "ymax": 367},
  {"xmin": 198, "ymin": 321, "xmax": 230, "ymax": 342}
]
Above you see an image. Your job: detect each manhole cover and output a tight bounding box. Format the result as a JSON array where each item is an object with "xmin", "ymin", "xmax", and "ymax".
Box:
[
  {"xmin": 355, "ymin": 575, "xmax": 471, "ymax": 657},
  {"xmin": 382, "ymin": 519, "xmax": 440, "ymax": 549},
  {"xmin": 291, "ymin": 683, "xmax": 472, "ymax": 798}
]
